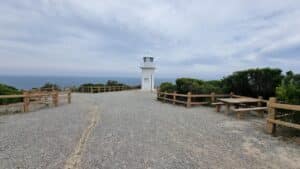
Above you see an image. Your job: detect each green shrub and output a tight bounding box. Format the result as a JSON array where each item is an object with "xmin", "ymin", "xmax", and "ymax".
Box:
[
  {"xmin": 176, "ymin": 78, "xmax": 204, "ymax": 94},
  {"xmin": 276, "ymin": 71, "xmax": 300, "ymax": 123},
  {"xmin": 78, "ymin": 80, "xmax": 130, "ymax": 91},
  {"xmin": 159, "ymin": 82, "xmax": 176, "ymax": 92},
  {"xmin": 41, "ymin": 83, "xmax": 61, "ymax": 91},
  {"xmin": 203, "ymin": 80, "xmax": 224, "ymax": 94},
  {"xmin": 106, "ymin": 80, "xmax": 120, "ymax": 86},
  {"xmin": 0, "ymin": 83, "xmax": 22, "ymax": 105},
  {"xmin": 174, "ymin": 78, "xmax": 224, "ymax": 94},
  {"xmin": 222, "ymin": 68, "xmax": 283, "ymax": 98},
  {"xmin": 200, "ymin": 83, "xmax": 223, "ymax": 94}
]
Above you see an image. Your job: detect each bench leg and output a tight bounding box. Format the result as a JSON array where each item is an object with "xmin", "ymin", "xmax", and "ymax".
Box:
[
  {"xmin": 216, "ymin": 105, "xmax": 221, "ymax": 112},
  {"xmin": 258, "ymin": 110, "xmax": 264, "ymax": 118},
  {"xmin": 266, "ymin": 121, "xmax": 276, "ymax": 134},
  {"xmin": 237, "ymin": 112, "xmax": 241, "ymax": 119},
  {"xmin": 225, "ymin": 104, "xmax": 230, "ymax": 115}
]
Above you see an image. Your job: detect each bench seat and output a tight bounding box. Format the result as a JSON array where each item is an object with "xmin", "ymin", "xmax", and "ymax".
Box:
[
  {"xmin": 212, "ymin": 102, "xmax": 225, "ymax": 112},
  {"xmin": 233, "ymin": 107, "xmax": 268, "ymax": 119},
  {"xmin": 212, "ymin": 102, "xmax": 225, "ymax": 105}
]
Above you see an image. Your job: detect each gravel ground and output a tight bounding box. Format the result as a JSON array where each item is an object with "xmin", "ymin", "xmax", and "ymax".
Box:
[
  {"xmin": 0, "ymin": 94, "xmax": 94, "ymax": 169},
  {"xmin": 0, "ymin": 91, "xmax": 299, "ymax": 169}
]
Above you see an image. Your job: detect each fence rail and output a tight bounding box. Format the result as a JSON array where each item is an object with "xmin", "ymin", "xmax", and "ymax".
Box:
[
  {"xmin": 79, "ymin": 86, "xmax": 134, "ymax": 93},
  {"xmin": 158, "ymin": 91, "xmax": 300, "ymax": 135},
  {"xmin": 157, "ymin": 91, "xmax": 231, "ymax": 107},
  {"xmin": 266, "ymin": 97, "xmax": 300, "ymax": 134},
  {"xmin": 0, "ymin": 90, "xmax": 71, "ymax": 113}
]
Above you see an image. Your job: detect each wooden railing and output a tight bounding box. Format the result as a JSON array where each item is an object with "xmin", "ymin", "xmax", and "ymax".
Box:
[
  {"xmin": 80, "ymin": 86, "xmax": 133, "ymax": 93},
  {"xmin": 266, "ymin": 97, "xmax": 300, "ymax": 134},
  {"xmin": 0, "ymin": 90, "xmax": 71, "ymax": 113},
  {"xmin": 157, "ymin": 91, "xmax": 230, "ymax": 107}
]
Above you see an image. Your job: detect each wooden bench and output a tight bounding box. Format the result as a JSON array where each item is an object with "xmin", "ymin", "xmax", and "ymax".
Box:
[
  {"xmin": 232, "ymin": 107, "xmax": 268, "ymax": 119},
  {"xmin": 212, "ymin": 102, "xmax": 225, "ymax": 112}
]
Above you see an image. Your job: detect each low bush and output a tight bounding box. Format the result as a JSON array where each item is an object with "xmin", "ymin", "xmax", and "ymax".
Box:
[
  {"xmin": 175, "ymin": 78, "xmax": 204, "ymax": 94},
  {"xmin": 159, "ymin": 82, "xmax": 176, "ymax": 92},
  {"xmin": 159, "ymin": 78, "xmax": 224, "ymax": 94},
  {"xmin": 276, "ymin": 71, "xmax": 300, "ymax": 123},
  {"xmin": 40, "ymin": 83, "xmax": 61, "ymax": 91},
  {"xmin": 202, "ymin": 80, "xmax": 223, "ymax": 94},
  {"xmin": 78, "ymin": 80, "xmax": 131, "ymax": 91},
  {"xmin": 106, "ymin": 80, "xmax": 124, "ymax": 86},
  {"xmin": 0, "ymin": 83, "xmax": 22, "ymax": 105}
]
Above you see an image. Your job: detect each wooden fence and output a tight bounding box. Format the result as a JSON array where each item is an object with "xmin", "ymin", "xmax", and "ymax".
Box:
[
  {"xmin": 80, "ymin": 86, "xmax": 133, "ymax": 93},
  {"xmin": 266, "ymin": 97, "xmax": 300, "ymax": 134},
  {"xmin": 0, "ymin": 90, "xmax": 71, "ymax": 113},
  {"xmin": 158, "ymin": 91, "xmax": 300, "ymax": 135},
  {"xmin": 157, "ymin": 91, "xmax": 230, "ymax": 107}
]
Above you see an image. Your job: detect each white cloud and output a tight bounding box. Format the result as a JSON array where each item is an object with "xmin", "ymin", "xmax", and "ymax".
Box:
[{"xmin": 0, "ymin": 0, "xmax": 300, "ymax": 78}]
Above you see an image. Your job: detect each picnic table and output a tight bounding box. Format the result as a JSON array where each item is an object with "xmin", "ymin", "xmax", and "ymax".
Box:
[{"xmin": 217, "ymin": 98, "xmax": 261, "ymax": 115}]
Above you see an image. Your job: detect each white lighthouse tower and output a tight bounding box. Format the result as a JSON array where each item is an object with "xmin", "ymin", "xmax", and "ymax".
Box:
[{"xmin": 140, "ymin": 57, "xmax": 156, "ymax": 91}]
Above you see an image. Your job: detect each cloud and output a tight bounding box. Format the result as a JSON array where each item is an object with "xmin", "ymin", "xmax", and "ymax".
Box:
[{"xmin": 0, "ymin": 0, "xmax": 300, "ymax": 79}]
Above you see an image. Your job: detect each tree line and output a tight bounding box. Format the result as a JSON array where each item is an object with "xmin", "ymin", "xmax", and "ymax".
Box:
[{"xmin": 159, "ymin": 67, "xmax": 299, "ymax": 102}]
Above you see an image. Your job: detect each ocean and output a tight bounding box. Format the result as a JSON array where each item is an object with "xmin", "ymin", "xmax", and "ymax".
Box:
[{"xmin": 0, "ymin": 76, "xmax": 175, "ymax": 90}]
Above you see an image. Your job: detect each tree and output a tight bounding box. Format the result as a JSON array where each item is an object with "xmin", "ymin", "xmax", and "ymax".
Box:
[
  {"xmin": 222, "ymin": 68, "xmax": 283, "ymax": 98},
  {"xmin": 276, "ymin": 71, "xmax": 300, "ymax": 124},
  {"xmin": 276, "ymin": 71, "xmax": 300, "ymax": 105}
]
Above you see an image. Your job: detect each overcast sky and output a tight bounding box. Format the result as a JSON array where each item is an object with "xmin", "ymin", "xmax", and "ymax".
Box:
[{"xmin": 1, "ymin": 0, "xmax": 300, "ymax": 79}]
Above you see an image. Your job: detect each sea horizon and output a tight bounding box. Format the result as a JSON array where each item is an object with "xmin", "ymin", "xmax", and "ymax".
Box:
[{"xmin": 0, "ymin": 75, "xmax": 175, "ymax": 90}]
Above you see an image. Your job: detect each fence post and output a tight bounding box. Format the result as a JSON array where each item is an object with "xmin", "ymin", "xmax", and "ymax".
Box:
[
  {"xmin": 90, "ymin": 87, "xmax": 93, "ymax": 93},
  {"xmin": 230, "ymin": 92, "xmax": 234, "ymax": 98},
  {"xmin": 211, "ymin": 92, "xmax": 216, "ymax": 103},
  {"xmin": 257, "ymin": 96, "xmax": 264, "ymax": 117},
  {"xmin": 163, "ymin": 92, "xmax": 167, "ymax": 103},
  {"xmin": 23, "ymin": 91, "xmax": 30, "ymax": 112},
  {"xmin": 52, "ymin": 91, "xmax": 59, "ymax": 107},
  {"xmin": 187, "ymin": 92, "xmax": 191, "ymax": 108},
  {"xmin": 173, "ymin": 91, "xmax": 176, "ymax": 105},
  {"xmin": 157, "ymin": 89, "xmax": 160, "ymax": 100},
  {"xmin": 266, "ymin": 97, "xmax": 277, "ymax": 134},
  {"xmin": 258, "ymin": 96, "xmax": 263, "ymax": 107},
  {"xmin": 68, "ymin": 91, "xmax": 71, "ymax": 104}
]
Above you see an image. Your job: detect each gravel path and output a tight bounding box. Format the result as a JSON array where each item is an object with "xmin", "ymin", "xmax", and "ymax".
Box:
[{"xmin": 0, "ymin": 91, "xmax": 299, "ymax": 169}]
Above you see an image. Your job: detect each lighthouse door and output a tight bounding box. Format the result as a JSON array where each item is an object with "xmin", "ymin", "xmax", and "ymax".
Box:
[{"xmin": 143, "ymin": 77, "xmax": 150, "ymax": 90}]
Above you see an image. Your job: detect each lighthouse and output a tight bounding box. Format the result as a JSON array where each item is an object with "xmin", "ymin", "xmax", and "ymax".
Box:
[{"xmin": 140, "ymin": 57, "xmax": 156, "ymax": 91}]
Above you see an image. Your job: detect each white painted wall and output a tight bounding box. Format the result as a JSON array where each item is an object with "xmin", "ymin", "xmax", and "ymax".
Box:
[{"xmin": 141, "ymin": 68, "xmax": 155, "ymax": 91}]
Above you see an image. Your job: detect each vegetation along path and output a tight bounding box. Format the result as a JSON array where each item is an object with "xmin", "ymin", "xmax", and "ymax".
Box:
[{"xmin": 0, "ymin": 91, "xmax": 299, "ymax": 169}]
